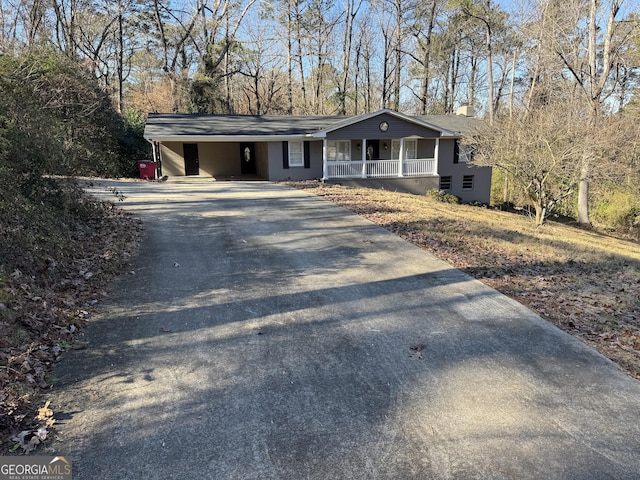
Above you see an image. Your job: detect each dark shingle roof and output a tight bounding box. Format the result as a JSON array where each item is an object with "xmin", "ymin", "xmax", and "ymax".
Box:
[
  {"xmin": 418, "ymin": 115, "xmax": 483, "ymax": 135},
  {"xmin": 144, "ymin": 114, "xmax": 348, "ymax": 138},
  {"xmin": 144, "ymin": 112, "xmax": 481, "ymax": 139}
]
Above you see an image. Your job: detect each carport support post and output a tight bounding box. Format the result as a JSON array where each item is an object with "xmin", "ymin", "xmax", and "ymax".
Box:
[
  {"xmin": 153, "ymin": 141, "xmax": 162, "ymax": 177},
  {"xmin": 361, "ymin": 139, "xmax": 367, "ymax": 178}
]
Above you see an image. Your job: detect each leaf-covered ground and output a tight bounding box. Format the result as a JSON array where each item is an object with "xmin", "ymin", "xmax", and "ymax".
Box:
[
  {"xmin": 0, "ymin": 184, "xmax": 142, "ymax": 453},
  {"xmin": 287, "ymin": 181, "xmax": 640, "ymax": 380}
]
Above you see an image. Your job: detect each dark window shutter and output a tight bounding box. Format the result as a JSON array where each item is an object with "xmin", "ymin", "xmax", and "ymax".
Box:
[
  {"xmin": 453, "ymin": 140, "xmax": 460, "ymax": 164},
  {"xmin": 304, "ymin": 141, "xmax": 311, "ymax": 168},
  {"xmin": 282, "ymin": 141, "xmax": 289, "ymax": 169}
]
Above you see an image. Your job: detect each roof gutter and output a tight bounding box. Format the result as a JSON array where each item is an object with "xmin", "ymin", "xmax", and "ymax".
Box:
[{"xmin": 143, "ymin": 134, "xmax": 311, "ymax": 143}]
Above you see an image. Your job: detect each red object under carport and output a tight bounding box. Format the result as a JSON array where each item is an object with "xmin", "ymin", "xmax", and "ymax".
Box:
[{"xmin": 138, "ymin": 161, "xmax": 157, "ymax": 180}]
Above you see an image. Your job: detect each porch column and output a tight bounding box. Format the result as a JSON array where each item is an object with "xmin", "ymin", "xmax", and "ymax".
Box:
[
  {"xmin": 322, "ymin": 138, "xmax": 328, "ymax": 180},
  {"xmin": 361, "ymin": 138, "xmax": 367, "ymax": 178},
  {"xmin": 398, "ymin": 138, "xmax": 405, "ymax": 177},
  {"xmin": 434, "ymin": 137, "xmax": 440, "ymax": 175},
  {"xmin": 153, "ymin": 141, "xmax": 162, "ymax": 177}
]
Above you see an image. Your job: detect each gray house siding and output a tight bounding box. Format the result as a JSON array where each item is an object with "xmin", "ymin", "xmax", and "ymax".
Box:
[
  {"xmin": 326, "ymin": 113, "xmax": 440, "ymax": 141},
  {"xmin": 437, "ymin": 139, "xmax": 492, "ymax": 204},
  {"xmin": 267, "ymin": 141, "xmax": 323, "ymax": 181},
  {"xmin": 418, "ymin": 139, "xmax": 436, "ymax": 158}
]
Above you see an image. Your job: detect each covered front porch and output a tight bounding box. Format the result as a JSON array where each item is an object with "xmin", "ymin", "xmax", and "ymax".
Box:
[
  {"xmin": 312, "ymin": 111, "xmax": 448, "ymax": 181},
  {"xmin": 321, "ymin": 137, "xmax": 439, "ymax": 180}
]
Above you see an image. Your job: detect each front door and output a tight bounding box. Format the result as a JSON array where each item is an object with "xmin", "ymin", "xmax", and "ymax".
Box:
[
  {"xmin": 183, "ymin": 143, "xmax": 200, "ymax": 176},
  {"xmin": 240, "ymin": 143, "xmax": 256, "ymax": 175},
  {"xmin": 366, "ymin": 140, "xmax": 380, "ymax": 160}
]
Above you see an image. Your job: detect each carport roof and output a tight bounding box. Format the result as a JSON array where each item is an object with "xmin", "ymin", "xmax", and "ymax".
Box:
[
  {"xmin": 144, "ymin": 113, "xmax": 343, "ymax": 139},
  {"xmin": 144, "ymin": 109, "xmax": 479, "ymax": 142}
]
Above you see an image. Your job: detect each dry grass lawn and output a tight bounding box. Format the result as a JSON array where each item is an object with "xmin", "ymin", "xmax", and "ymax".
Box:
[{"xmin": 287, "ymin": 181, "xmax": 640, "ymax": 379}]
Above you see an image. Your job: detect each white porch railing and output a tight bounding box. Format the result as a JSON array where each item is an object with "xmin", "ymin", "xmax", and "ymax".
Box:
[
  {"xmin": 402, "ymin": 158, "xmax": 436, "ymax": 177},
  {"xmin": 366, "ymin": 159, "xmax": 398, "ymax": 177},
  {"xmin": 326, "ymin": 161, "xmax": 362, "ymax": 178},
  {"xmin": 326, "ymin": 158, "xmax": 436, "ymax": 179}
]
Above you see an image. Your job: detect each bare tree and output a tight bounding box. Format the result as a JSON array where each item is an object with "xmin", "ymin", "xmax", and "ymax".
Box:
[
  {"xmin": 410, "ymin": 0, "xmax": 439, "ymax": 114},
  {"xmin": 51, "ymin": 0, "xmax": 81, "ymax": 57},
  {"xmin": 150, "ymin": 0, "xmax": 204, "ymax": 111},
  {"xmin": 353, "ymin": 18, "xmax": 375, "ymax": 113},
  {"xmin": 336, "ymin": 0, "xmax": 364, "ymax": 114},
  {"xmin": 455, "ymin": 0, "xmax": 508, "ymax": 124},
  {"xmin": 299, "ymin": 0, "xmax": 340, "ymax": 114},
  {"xmin": 237, "ymin": 18, "xmax": 288, "ymax": 114},
  {"xmin": 0, "ymin": 0, "xmax": 48, "ymax": 51},
  {"xmin": 552, "ymin": 0, "xmax": 633, "ymax": 224},
  {"xmin": 284, "ymin": 0, "xmax": 295, "ymax": 114},
  {"xmin": 466, "ymin": 103, "xmax": 586, "ymax": 225}
]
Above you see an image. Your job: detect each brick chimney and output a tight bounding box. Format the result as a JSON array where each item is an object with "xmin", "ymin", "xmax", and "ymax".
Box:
[{"xmin": 455, "ymin": 105, "xmax": 475, "ymax": 117}]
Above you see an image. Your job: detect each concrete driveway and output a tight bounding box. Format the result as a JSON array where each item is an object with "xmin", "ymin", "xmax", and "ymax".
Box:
[{"xmin": 49, "ymin": 179, "xmax": 640, "ymax": 479}]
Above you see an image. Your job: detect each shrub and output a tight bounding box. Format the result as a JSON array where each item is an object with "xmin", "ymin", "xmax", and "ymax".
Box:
[
  {"xmin": 426, "ymin": 189, "xmax": 461, "ymax": 204},
  {"xmin": 592, "ymin": 188, "xmax": 640, "ymax": 236},
  {"xmin": 0, "ymin": 49, "xmax": 142, "ymax": 179}
]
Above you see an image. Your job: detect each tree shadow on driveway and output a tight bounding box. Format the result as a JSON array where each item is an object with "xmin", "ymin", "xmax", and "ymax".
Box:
[{"xmin": 48, "ymin": 180, "xmax": 640, "ymax": 480}]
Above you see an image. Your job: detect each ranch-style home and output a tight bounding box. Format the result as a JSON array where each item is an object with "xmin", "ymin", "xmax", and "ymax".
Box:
[{"xmin": 143, "ymin": 108, "xmax": 492, "ymax": 204}]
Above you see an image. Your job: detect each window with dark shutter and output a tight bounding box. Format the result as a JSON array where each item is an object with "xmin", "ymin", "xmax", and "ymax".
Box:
[
  {"xmin": 453, "ymin": 140, "xmax": 460, "ymax": 164},
  {"xmin": 304, "ymin": 141, "xmax": 310, "ymax": 168},
  {"xmin": 282, "ymin": 141, "xmax": 289, "ymax": 169}
]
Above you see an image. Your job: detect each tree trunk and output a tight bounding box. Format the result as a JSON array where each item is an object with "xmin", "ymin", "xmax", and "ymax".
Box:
[
  {"xmin": 468, "ymin": 47, "xmax": 476, "ymax": 108},
  {"xmin": 502, "ymin": 173, "xmax": 509, "ymax": 203},
  {"xmin": 354, "ymin": 37, "xmax": 361, "ymax": 114},
  {"xmin": 338, "ymin": 0, "xmax": 362, "ymax": 115},
  {"xmin": 509, "ymin": 49, "xmax": 516, "ymax": 119},
  {"xmin": 526, "ymin": 0, "xmax": 547, "ymax": 112},
  {"xmin": 393, "ymin": 0, "xmax": 402, "ymax": 111},
  {"xmin": 286, "ymin": 0, "xmax": 294, "ymax": 115},
  {"xmin": 535, "ymin": 204, "xmax": 546, "ymax": 226},
  {"xmin": 577, "ymin": 177, "xmax": 590, "ymax": 224},
  {"xmin": 484, "ymin": 1, "xmax": 494, "ymax": 125},
  {"xmin": 382, "ymin": 29, "xmax": 391, "ymax": 109},
  {"xmin": 295, "ymin": 2, "xmax": 307, "ymax": 113},
  {"xmin": 418, "ymin": 0, "xmax": 437, "ymax": 115},
  {"xmin": 365, "ymin": 44, "xmax": 372, "ymax": 112},
  {"xmin": 452, "ymin": 43, "xmax": 461, "ymax": 113},
  {"xmin": 116, "ymin": 0, "xmax": 124, "ymax": 113},
  {"xmin": 27, "ymin": 0, "xmax": 45, "ymax": 47},
  {"xmin": 576, "ymin": 0, "xmax": 597, "ymax": 224},
  {"xmin": 52, "ymin": 0, "xmax": 78, "ymax": 57}
]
